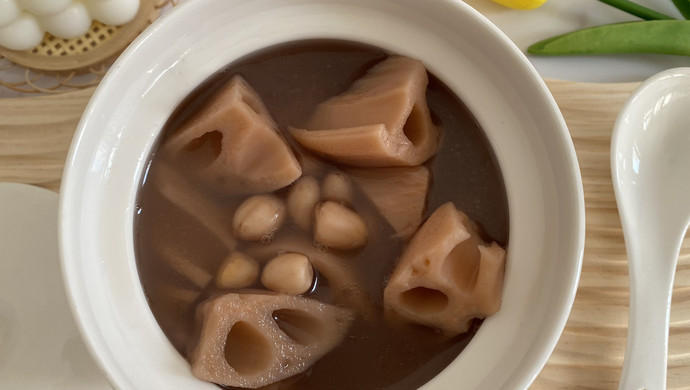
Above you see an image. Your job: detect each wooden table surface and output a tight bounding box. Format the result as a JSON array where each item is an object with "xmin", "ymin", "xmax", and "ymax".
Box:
[{"xmin": 1, "ymin": 80, "xmax": 689, "ymax": 389}]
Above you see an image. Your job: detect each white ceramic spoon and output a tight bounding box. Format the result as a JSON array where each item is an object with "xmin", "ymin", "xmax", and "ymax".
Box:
[{"xmin": 612, "ymin": 68, "xmax": 690, "ymax": 390}]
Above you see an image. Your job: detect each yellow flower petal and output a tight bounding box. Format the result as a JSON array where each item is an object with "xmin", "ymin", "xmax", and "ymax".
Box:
[{"xmin": 490, "ymin": 0, "xmax": 548, "ymax": 10}]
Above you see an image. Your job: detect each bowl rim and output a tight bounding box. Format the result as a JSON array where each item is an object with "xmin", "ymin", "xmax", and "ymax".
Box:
[{"xmin": 59, "ymin": 1, "xmax": 585, "ymax": 389}]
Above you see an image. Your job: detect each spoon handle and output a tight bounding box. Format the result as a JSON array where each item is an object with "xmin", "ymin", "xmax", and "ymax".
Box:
[{"xmin": 618, "ymin": 232, "xmax": 685, "ymax": 390}]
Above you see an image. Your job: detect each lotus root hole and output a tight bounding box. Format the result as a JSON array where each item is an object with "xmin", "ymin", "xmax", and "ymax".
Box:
[
  {"xmin": 224, "ymin": 321, "xmax": 273, "ymax": 375},
  {"xmin": 400, "ymin": 287, "xmax": 449, "ymax": 313},
  {"xmin": 445, "ymin": 240, "xmax": 481, "ymax": 289},
  {"xmin": 185, "ymin": 130, "xmax": 223, "ymax": 158},
  {"xmin": 402, "ymin": 105, "xmax": 425, "ymax": 146},
  {"xmin": 272, "ymin": 309, "xmax": 325, "ymax": 346}
]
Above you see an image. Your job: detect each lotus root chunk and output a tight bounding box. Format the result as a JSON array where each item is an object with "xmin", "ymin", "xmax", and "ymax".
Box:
[
  {"xmin": 383, "ymin": 202, "xmax": 506, "ymax": 336},
  {"xmin": 289, "ymin": 56, "xmax": 440, "ymax": 167},
  {"xmin": 346, "ymin": 166, "xmax": 429, "ymax": 239},
  {"xmin": 190, "ymin": 293, "xmax": 353, "ymax": 388},
  {"xmin": 165, "ymin": 75, "xmax": 301, "ymax": 194}
]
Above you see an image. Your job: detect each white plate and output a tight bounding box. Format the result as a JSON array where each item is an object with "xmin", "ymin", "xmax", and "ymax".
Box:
[
  {"xmin": 465, "ymin": 0, "xmax": 690, "ymax": 82},
  {"xmin": 0, "ymin": 183, "xmax": 110, "ymax": 390}
]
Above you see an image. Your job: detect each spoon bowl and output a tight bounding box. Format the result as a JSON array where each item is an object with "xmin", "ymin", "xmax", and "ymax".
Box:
[{"xmin": 612, "ymin": 67, "xmax": 690, "ymax": 390}]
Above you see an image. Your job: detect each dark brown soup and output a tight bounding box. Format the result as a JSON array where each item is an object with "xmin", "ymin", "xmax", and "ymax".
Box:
[{"xmin": 135, "ymin": 40, "xmax": 509, "ymax": 390}]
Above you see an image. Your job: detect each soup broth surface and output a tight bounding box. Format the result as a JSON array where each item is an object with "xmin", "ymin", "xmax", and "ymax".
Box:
[{"xmin": 135, "ymin": 40, "xmax": 509, "ymax": 390}]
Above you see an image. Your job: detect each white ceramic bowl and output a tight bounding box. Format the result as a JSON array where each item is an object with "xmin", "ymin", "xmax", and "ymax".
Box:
[{"xmin": 59, "ymin": 0, "xmax": 585, "ymax": 389}]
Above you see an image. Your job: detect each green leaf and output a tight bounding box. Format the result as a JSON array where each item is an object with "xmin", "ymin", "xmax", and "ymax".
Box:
[
  {"xmin": 597, "ymin": 0, "xmax": 676, "ymax": 20},
  {"xmin": 528, "ymin": 20, "xmax": 690, "ymax": 57},
  {"xmin": 672, "ymin": 0, "xmax": 690, "ymax": 19}
]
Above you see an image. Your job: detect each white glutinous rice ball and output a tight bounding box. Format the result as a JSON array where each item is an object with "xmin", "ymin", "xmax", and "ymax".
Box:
[
  {"xmin": 20, "ymin": 0, "xmax": 71, "ymax": 16},
  {"xmin": 38, "ymin": 1, "xmax": 91, "ymax": 39},
  {"xmin": 87, "ymin": 0, "xmax": 140, "ymax": 26},
  {"xmin": 0, "ymin": 12, "xmax": 43, "ymax": 51},
  {"xmin": 0, "ymin": 0, "xmax": 21, "ymax": 28}
]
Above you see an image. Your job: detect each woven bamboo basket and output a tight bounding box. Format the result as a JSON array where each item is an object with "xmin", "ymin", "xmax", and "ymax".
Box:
[{"xmin": 0, "ymin": 0, "xmax": 175, "ymax": 94}]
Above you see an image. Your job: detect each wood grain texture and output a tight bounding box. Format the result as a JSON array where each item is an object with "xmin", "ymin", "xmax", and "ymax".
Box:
[
  {"xmin": 0, "ymin": 87, "xmax": 93, "ymax": 191},
  {"xmin": 533, "ymin": 79, "xmax": 690, "ymax": 390},
  {"xmin": 0, "ymin": 80, "xmax": 688, "ymax": 388}
]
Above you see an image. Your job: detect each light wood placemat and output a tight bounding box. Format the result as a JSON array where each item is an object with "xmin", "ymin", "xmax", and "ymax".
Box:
[{"xmin": 1, "ymin": 80, "xmax": 688, "ymax": 389}]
